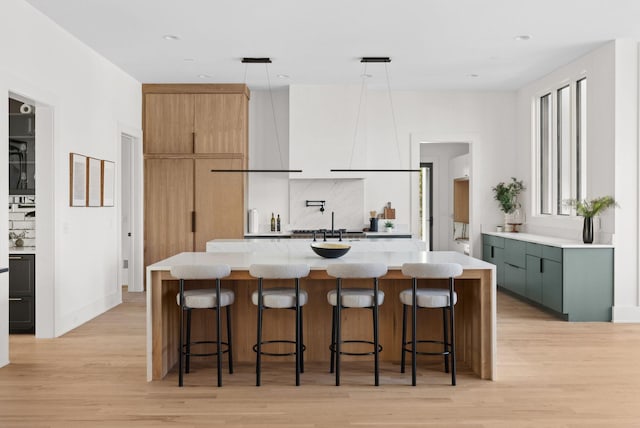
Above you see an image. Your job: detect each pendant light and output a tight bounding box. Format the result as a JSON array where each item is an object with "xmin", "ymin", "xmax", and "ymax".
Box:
[
  {"xmin": 210, "ymin": 57, "xmax": 302, "ymax": 173},
  {"xmin": 330, "ymin": 57, "xmax": 419, "ymax": 173}
]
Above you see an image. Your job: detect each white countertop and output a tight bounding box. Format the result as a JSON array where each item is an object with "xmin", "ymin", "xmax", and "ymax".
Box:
[
  {"xmin": 207, "ymin": 238, "xmax": 427, "ymax": 253},
  {"xmin": 482, "ymin": 232, "xmax": 614, "ymax": 249},
  {"xmin": 148, "ymin": 250, "xmax": 494, "ymax": 271},
  {"xmin": 8, "ymin": 246, "xmax": 36, "ymax": 254}
]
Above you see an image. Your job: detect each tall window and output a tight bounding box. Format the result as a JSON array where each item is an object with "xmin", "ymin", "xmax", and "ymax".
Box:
[{"xmin": 536, "ymin": 77, "xmax": 586, "ymax": 216}]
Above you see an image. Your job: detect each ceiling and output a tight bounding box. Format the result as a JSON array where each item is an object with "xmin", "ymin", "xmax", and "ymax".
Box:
[{"xmin": 25, "ymin": 0, "xmax": 640, "ymax": 90}]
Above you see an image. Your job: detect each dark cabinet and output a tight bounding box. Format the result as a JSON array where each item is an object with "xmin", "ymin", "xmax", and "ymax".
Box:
[{"xmin": 9, "ymin": 254, "xmax": 35, "ymax": 334}]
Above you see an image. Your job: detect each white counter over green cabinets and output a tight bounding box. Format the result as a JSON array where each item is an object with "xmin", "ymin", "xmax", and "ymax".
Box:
[{"xmin": 482, "ymin": 233, "xmax": 614, "ymax": 321}]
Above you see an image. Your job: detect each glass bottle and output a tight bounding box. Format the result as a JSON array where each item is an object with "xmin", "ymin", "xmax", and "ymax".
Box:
[
  {"xmin": 276, "ymin": 214, "xmax": 281, "ymax": 232},
  {"xmin": 270, "ymin": 213, "xmax": 275, "ymax": 232}
]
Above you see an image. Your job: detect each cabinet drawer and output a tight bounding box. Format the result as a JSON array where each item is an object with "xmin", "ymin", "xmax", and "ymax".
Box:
[
  {"xmin": 482, "ymin": 234, "xmax": 504, "ymax": 248},
  {"xmin": 9, "ymin": 296, "xmax": 35, "ymax": 334},
  {"xmin": 504, "ymin": 238, "xmax": 526, "ymax": 268},
  {"xmin": 543, "ymin": 245, "xmax": 563, "ymax": 263},
  {"xmin": 9, "ymin": 254, "xmax": 35, "ymax": 296},
  {"xmin": 526, "ymin": 242, "xmax": 542, "ymax": 257}
]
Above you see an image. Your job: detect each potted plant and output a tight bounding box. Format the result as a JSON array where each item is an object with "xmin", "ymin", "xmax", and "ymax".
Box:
[
  {"xmin": 566, "ymin": 196, "xmax": 618, "ymax": 243},
  {"xmin": 492, "ymin": 178, "xmax": 525, "ymax": 231},
  {"xmin": 384, "ymin": 221, "xmax": 394, "ymax": 232}
]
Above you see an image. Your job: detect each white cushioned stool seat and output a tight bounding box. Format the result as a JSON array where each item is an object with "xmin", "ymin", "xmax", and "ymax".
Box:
[
  {"xmin": 249, "ymin": 263, "xmax": 310, "ymax": 279},
  {"xmin": 327, "ymin": 288, "xmax": 385, "ymax": 308},
  {"xmin": 326, "ymin": 262, "xmax": 388, "ymax": 279},
  {"xmin": 252, "ymin": 288, "xmax": 309, "ymax": 309},
  {"xmin": 401, "ymin": 262, "xmax": 463, "ymax": 279},
  {"xmin": 170, "ymin": 264, "xmax": 231, "ymax": 280},
  {"xmin": 399, "ymin": 288, "xmax": 457, "ymax": 308},
  {"xmin": 176, "ymin": 288, "xmax": 235, "ymax": 309}
]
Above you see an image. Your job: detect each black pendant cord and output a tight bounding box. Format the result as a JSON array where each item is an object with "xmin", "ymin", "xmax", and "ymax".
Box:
[
  {"xmin": 211, "ymin": 58, "xmax": 302, "ymax": 174},
  {"xmin": 346, "ymin": 62, "xmax": 369, "ymax": 170}
]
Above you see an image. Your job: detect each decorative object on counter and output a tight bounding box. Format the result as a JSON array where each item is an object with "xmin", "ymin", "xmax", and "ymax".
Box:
[
  {"xmin": 9, "ymin": 231, "xmax": 26, "ymax": 247},
  {"xmin": 384, "ymin": 221, "xmax": 394, "ymax": 232},
  {"xmin": 329, "ymin": 58, "xmax": 419, "ymax": 173},
  {"xmin": 384, "ymin": 202, "xmax": 396, "ymax": 219},
  {"xmin": 496, "ymin": 225, "xmax": 504, "ymax": 232},
  {"xmin": 566, "ymin": 196, "xmax": 618, "ymax": 244},
  {"xmin": 248, "ymin": 209, "xmax": 259, "ymax": 233},
  {"xmin": 310, "ymin": 242, "xmax": 351, "ymax": 258},
  {"xmin": 270, "ymin": 213, "xmax": 276, "ymax": 232},
  {"xmin": 369, "ymin": 217, "xmax": 378, "ymax": 232},
  {"xmin": 276, "ymin": 214, "xmax": 281, "ymax": 232},
  {"xmin": 492, "ymin": 177, "xmax": 525, "ymax": 232}
]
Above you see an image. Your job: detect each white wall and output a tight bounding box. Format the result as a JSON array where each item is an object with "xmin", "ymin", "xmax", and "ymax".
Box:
[
  {"xmin": 419, "ymin": 143, "xmax": 469, "ymax": 251},
  {"xmin": 247, "ymin": 89, "xmax": 291, "ymax": 232},
  {"xmin": 0, "ymin": 0, "xmax": 141, "ymax": 357},
  {"xmin": 515, "ymin": 40, "xmax": 640, "ymax": 322},
  {"xmin": 286, "ymin": 85, "xmax": 517, "ymax": 255}
]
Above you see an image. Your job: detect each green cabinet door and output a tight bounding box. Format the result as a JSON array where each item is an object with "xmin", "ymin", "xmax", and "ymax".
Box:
[
  {"xmin": 542, "ymin": 259, "xmax": 563, "ymax": 313},
  {"xmin": 525, "ymin": 255, "xmax": 543, "ymax": 303},
  {"xmin": 483, "ymin": 242, "xmax": 505, "ymax": 286},
  {"xmin": 504, "ymin": 263, "xmax": 526, "ymax": 296}
]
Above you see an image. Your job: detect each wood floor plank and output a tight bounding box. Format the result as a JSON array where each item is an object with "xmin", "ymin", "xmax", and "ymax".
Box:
[{"xmin": 1, "ymin": 289, "xmax": 640, "ymax": 427}]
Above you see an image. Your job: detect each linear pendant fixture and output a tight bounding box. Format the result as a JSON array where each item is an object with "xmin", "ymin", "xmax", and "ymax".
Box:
[
  {"xmin": 210, "ymin": 57, "xmax": 302, "ymax": 174},
  {"xmin": 330, "ymin": 57, "xmax": 419, "ymax": 173}
]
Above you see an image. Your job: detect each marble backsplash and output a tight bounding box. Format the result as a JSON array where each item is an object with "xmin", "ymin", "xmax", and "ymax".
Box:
[{"xmin": 289, "ymin": 179, "xmax": 365, "ymax": 231}]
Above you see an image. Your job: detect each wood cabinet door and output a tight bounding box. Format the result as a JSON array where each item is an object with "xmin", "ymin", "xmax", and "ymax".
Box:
[
  {"xmin": 194, "ymin": 158, "xmax": 244, "ymax": 250},
  {"xmin": 144, "ymin": 159, "xmax": 194, "ymax": 266},
  {"xmin": 144, "ymin": 94, "xmax": 194, "ymax": 153},
  {"xmin": 194, "ymin": 94, "xmax": 247, "ymax": 154}
]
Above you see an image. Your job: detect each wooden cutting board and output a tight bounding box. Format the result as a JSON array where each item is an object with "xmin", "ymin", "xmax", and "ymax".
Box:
[{"xmin": 384, "ymin": 207, "xmax": 396, "ymax": 219}]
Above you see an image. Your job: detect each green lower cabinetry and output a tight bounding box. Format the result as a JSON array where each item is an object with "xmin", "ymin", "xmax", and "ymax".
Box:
[
  {"xmin": 541, "ymin": 259, "xmax": 563, "ymax": 313},
  {"xmin": 504, "ymin": 263, "xmax": 526, "ymax": 295},
  {"xmin": 482, "ymin": 234, "xmax": 614, "ymax": 321},
  {"xmin": 525, "ymin": 255, "xmax": 543, "ymax": 303}
]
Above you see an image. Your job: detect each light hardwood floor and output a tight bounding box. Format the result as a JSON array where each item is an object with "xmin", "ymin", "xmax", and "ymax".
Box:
[{"xmin": 1, "ymin": 289, "xmax": 640, "ymax": 427}]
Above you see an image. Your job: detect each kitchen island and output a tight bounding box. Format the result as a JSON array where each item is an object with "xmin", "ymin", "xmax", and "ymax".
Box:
[{"xmin": 146, "ymin": 244, "xmax": 496, "ymax": 382}]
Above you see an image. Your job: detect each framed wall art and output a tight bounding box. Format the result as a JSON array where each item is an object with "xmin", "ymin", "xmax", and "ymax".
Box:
[
  {"xmin": 87, "ymin": 157, "xmax": 102, "ymax": 207},
  {"xmin": 101, "ymin": 160, "xmax": 115, "ymax": 206},
  {"xmin": 69, "ymin": 153, "xmax": 87, "ymax": 206}
]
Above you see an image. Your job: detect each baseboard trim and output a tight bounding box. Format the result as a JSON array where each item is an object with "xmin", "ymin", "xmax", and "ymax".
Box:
[
  {"xmin": 56, "ymin": 290, "xmax": 122, "ymax": 336},
  {"xmin": 612, "ymin": 306, "xmax": 640, "ymax": 323}
]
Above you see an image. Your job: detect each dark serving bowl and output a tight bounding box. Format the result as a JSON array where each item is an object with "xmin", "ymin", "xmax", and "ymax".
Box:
[{"xmin": 310, "ymin": 242, "xmax": 351, "ymax": 258}]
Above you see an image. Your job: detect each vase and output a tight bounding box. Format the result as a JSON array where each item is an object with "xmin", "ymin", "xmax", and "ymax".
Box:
[{"xmin": 583, "ymin": 217, "xmax": 594, "ymax": 244}]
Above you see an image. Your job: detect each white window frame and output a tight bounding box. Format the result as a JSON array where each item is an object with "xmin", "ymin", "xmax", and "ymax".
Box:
[{"xmin": 532, "ymin": 74, "xmax": 587, "ymax": 218}]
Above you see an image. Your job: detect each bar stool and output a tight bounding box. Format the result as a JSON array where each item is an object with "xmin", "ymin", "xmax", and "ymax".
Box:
[
  {"xmin": 249, "ymin": 263, "xmax": 311, "ymax": 387},
  {"xmin": 170, "ymin": 264, "xmax": 233, "ymax": 388},
  {"xmin": 400, "ymin": 262, "xmax": 463, "ymax": 386},
  {"xmin": 326, "ymin": 262, "xmax": 388, "ymax": 386}
]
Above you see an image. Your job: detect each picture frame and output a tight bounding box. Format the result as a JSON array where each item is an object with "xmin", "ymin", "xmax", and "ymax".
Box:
[
  {"xmin": 87, "ymin": 157, "xmax": 102, "ymax": 207},
  {"xmin": 101, "ymin": 160, "xmax": 115, "ymax": 207},
  {"xmin": 69, "ymin": 153, "xmax": 87, "ymax": 206}
]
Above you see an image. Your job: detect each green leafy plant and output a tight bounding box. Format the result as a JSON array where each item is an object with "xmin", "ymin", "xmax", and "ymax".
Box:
[
  {"xmin": 384, "ymin": 221, "xmax": 394, "ymax": 228},
  {"xmin": 492, "ymin": 178, "xmax": 525, "ymax": 214},
  {"xmin": 566, "ymin": 196, "xmax": 618, "ymax": 218}
]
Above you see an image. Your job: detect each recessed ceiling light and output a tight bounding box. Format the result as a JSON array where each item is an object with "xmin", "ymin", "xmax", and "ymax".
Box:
[
  {"xmin": 469, "ymin": 74, "xmax": 479, "ymax": 78},
  {"xmin": 515, "ymin": 35, "xmax": 531, "ymax": 41},
  {"xmin": 361, "ymin": 73, "xmax": 373, "ymax": 78},
  {"xmin": 198, "ymin": 74, "xmax": 212, "ymax": 79},
  {"xmin": 277, "ymin": 74, "xmax": 290, "ymax": 79},
  {"xmin": 183, "ymin": 58, "xmax": 195, "ymax": 62},
  {"xmin": 163, "ymin": 34, "xmax": 180, "ymax": 41}
]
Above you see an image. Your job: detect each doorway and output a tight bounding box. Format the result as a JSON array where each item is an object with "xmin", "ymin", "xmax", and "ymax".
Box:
[
  {"xmin": 420, "ymin": 162, "xmax": 433, "ymax": 250},
  {"xmin": 119, "ymin": 132, "xmax": 143, "ymax": 292}
]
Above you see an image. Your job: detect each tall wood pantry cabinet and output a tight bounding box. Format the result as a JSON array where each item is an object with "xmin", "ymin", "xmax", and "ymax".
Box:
[{"xmin": 143, "ymin": 84, "xmax": 249, "ymax": 268}]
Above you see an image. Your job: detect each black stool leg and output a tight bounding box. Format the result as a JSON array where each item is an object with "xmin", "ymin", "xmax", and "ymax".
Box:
[
  {"xmin": 216, "ymin": 278, "xmax": 222, "ymax": 387},
  {"xmin": 412, "ymin": 277, "xmax": 417, "ymax": 387},
  {"xmin": 335, "ymin": 278, "xmax": 341, "ymax": 386},
  {"xmin": 256, "ymin": 278, "xmax": 263, "ymax": 387},
  {"xmin": 449, "ymin": 277, "xmax": 456, "ymax": 386},
  {"xmin": 185, "ymin": 308, "xmax": 192, "ymax": 374},
  {"xmin": 178, "ymin": 279, "xmax": 185, "ymax": 387},
  {"xmin": 373, "ymin": 278, "xmax": 380, "ymax": 387},
  {"xmin": 227, "ymin": 305, "xmax": 234, "ymax": 374},
  {"xmin": 401, "ymin": 304, "xmax": 407, "ymax": 373},
  {"xmin": 442, "ymin": 307, "xmax": 450, "ymax": 373},
  {"xmin": 300, "ymin": 306, "xmax": 305, "ymax": 374},
  {"xmin": 295, "ymin": 278, "xmax": 301, "ymax": 386},
  {"xmin": 330, "ymin": 306, "xmax": 336, "ymax": 374}
]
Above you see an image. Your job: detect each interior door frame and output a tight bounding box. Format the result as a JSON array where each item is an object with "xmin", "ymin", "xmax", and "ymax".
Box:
[
  {"xmin": 420, "ymin": 162, "xmax": 434, "ymax": 250},
  {"xmin": 118, "ymin": 126, "xmax": 144, "ymax": 292}
]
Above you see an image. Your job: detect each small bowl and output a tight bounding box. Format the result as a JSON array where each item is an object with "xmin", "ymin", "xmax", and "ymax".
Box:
[{"xmin": 310, "ymin": 242, "xmax": 351, "ymax": 258}]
